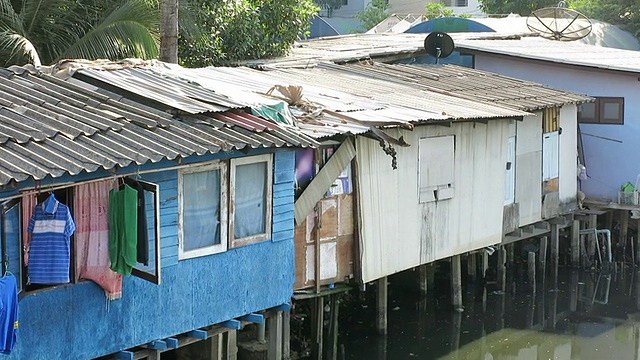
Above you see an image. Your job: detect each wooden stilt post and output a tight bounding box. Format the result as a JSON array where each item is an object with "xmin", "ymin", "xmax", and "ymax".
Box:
[
  {"xmin": 223, "ymin": 330, "xmax": 238, "ymax": 360},
  {"xmin": 570, "ymin": 270, "xmax": 579, "ymax": 312},
  {"xmin": 450, "ymin": 312, "xmax": 462, "ymax": 353},
  {"xmin": 637, "ymin": 219, "xmax": 640, "ymax": 266},
  {"xmin": 268, "ymin": 312, "xmax": 283, "ymax": 360},
  {"xmin": 376, "ymin": 277, "xmax": 388, "ymax": 335},
  {"xmin": 451, "ymin": 255, "xmax": 463, "ymax": 311},
  {"xmin": 497, "ymin": 247, "xmax": 507, "ymax": 292},
  {"xmin": 589, "ymin": 214, "xmax": 598, "ymax": 262},
  {"xmin": 328, "ymin": 295, "xmax": 339, "ymax": 360},
  {"xmin": 283, "ymin": 311, "xmax": 291, "ymax": 360},
  {"xmin": 528, "ymin": 251, "xmax": 536, "ymax": 294},
  {"xmin": 313, "ymin": 297, "xmax": 324, "ymax": 360},
  {"xmin": 419, "ymin": 264, "xmax": 428, "ymax": 296},
  {"xmin": 539, "ymin": 236, "xmax": 548, "ymax": 283},
  {"xmin": 622, "ymin": 210, "xmax": 629, "ymax": 266},
  {"xmin": 211, "ymin": 334, "xmax": 221, "ymax": 360},
  {"xmin": 571, "ymin": 219, "xmax": 581, "ymax": 267},
  {"xmin": 481, "ymin": 251, "xmax": 489, "ymax": 280},
  {"xmin": 468, "ymin": 254, "xmax": 477, "ymax": 281},
  {"xmin": 550, "ymin": 224, "xmax": 560, "ymax": 289}
]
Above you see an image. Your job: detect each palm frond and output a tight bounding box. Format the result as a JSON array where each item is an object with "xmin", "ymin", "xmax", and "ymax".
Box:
[
  {"xmin": 0, "ymin": 27, "xmax": 40, "ymax": 65},
  {"xmin": 59, "ymin": 0, "xmax": 159, "ymax": 61}
]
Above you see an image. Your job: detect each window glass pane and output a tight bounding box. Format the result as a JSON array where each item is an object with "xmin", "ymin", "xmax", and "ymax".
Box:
[
  {"xmin": 602, "ymin": 102, "xmax": 620, "ymax": 120},
  {"xmin": 234, "ymin": 162, "xmax": 267, "ymax": 238},
  {"xmin": 183, "ymin": 170, "xmax": 221, "ymax": 251},
  {"xmin": 4, "ymin": 203, "xmax": 22, "ymax": 291},
  {"xmin": 578, "ymin": 103, "xmax": 596, "ymax": 120},
  {"xmin": 135, "ymin": 189, "xmax": 157, "ymax": 275}
]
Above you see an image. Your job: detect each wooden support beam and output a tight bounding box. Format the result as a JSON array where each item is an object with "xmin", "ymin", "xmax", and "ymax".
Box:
[
  {"xmin": 522, "ymin": 225, "xmax": 535, "ymax": 233},
  {"xmin": 506, "ymin": 228, "xmax": 523, "ymax": 238},
  {"xmin": 467, "ymin": 254, "xmax": 477, "ymax": 281},
  {"xmin": 451, "ymin": 255, "xmax": 463, "ymax": 311},
  {"xmin": 239, "ymin": 313, "xmax": 265, "ymax": 324},
  {"xmin": 283, "ymin": 311, "xmax": 291, "ymax": 360},
  {"xmin": 637, "ymin": 218, "xmax": 640, "ymax": 266},
  {"xmin": 115, "ymin": 351, "xmax": 134, "ymax": 360},
  {"xmin": 497, "ymin": 247, "xmax": 507, "ymax": 292},
  {"xmin": 187, "ymin": 329, "xmax": 208, "ymax": 340},
  {"xmin": 376, "ymin": 277, "xmax": 388, "ymax": 335},
  {"xmin": 571, "ymin": 220, "xmax": 581, "ymax": 267},
  {"xmin": 267, "ymin": 312, "xmax": 283, "ymax": 360},
  {"xmin": 528, "ymin": 252, "xmax": 536, "ymax": 294},
  {"xmin": 221, "ymin": 320, "xmax": 242, "ymax": 330},
  {"xmin": 621, "ymin": 210, "xmax": 629, "ymax": 262},
  {"xmin": 535, "ymin": 221, "xmax": 550, "ymax": 230},
  {"xmin": 147, "ymin": 340, "xmax": 167, "ymax": 351},
  {"xmin": 548, "ymin": 216, "xmax": 567, "ymax": 225},
  {"xmin": 539, "ymin": 236, "xmax": 548, "ymax": 282},
  {"xmin": 223, "ymin": 330, "xmax": 238, "ymax": 360},
  {"xmin": 271, "ymin": 303, "xmax": 291, "ymax": 312},
  {"xmin": 419, "ymin": 264, "xmax": 429, "ymax": 295},
  {"xmin": 550, "ymin": 224, "xmax": 559, "ymax": 288},
  {"xmin": 165, "ymin": 337, "xmax": 179, "ymax": 349},
  {"xmin": 312, "ymin": 297, "xmax": 324, "ymax": 360}
]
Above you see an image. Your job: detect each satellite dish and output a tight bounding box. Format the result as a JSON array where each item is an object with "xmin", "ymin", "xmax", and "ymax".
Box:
[
  {"xmin": 527, "ymin": 6, "xmax": 592, "ymax": 41},
  {"xmin": 424, "ymin": 32, "xmax": 454, "ymax": 62}
]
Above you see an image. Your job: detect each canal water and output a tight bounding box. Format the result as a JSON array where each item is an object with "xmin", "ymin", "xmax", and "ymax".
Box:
[{"xmin": 338, "ymin": 267, "xmax": 640, "ymax": 360}]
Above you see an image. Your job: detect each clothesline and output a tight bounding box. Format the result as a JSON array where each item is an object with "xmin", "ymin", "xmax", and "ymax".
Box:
[{"xmin": 0, "ymin": 161, "xmax": 203, "ymax": 203}]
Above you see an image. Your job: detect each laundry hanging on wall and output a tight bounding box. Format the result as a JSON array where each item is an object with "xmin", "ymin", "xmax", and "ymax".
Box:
[
  {"xmin": 27, "ymin": 194, "xmax": 76, "ymax": 285},
  {"xmin": 0, "ymin": 273, "xmax": 18, "ymax": 354},
  {"xmin": 124, "ymin": 178, "xmax": 149, "ymax": 266},
  {"xmin": 108, "ymin": 182, "xmax": 138, "ymax": 276},
  {"xmin": 75, "ymin": 180, "xmax": 123, "ymax": 300}
]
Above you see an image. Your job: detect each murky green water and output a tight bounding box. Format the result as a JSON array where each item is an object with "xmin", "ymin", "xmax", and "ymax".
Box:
[{"xmin": 339, "ymin": 268, "xmax": 640, "ymax": 360}]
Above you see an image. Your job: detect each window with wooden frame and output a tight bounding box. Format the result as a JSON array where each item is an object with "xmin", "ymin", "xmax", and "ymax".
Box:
[
  {"xmin": 179, "ymin": 162, "xmax": 228, "ymax": 259},
  {"xmin": 229, "ymin": 154, "xmax": 273, "ymax": 248},
  {"xmin": 129, "ymin": 179, "xmax": 162, "ymax": 284},
  {"xmin": 1, "ymin": 199, "xmax": 23, "ymax": 295},
  {"xmin": 578, "ymin": 97, "xmax": 624, "ymax": 125}
]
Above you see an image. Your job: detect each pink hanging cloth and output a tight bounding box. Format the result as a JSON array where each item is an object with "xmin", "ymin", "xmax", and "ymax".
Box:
[
  {"xmin": 74, "ymin": 180, "xmax": 123, "ymax": 300},
  {"xmin": 21, "ymin": 191, "xmax": 37, "ymax": 266}
]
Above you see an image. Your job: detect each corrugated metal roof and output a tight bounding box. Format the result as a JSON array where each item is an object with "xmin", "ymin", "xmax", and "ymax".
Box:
[
  {"xmin": 0, "ymin": 67, "xmax": 316, "ymax": 186},
  {"xmin": 335, "ymin": 62, "xmax": 592, "ymax": 111},
  {"xmin": 455, "ymin": 37, "xmax": 640, "ymax": 74},
  {"xmin": 137, "ymin": 64, "xmax": 531, "ymax": 140}
]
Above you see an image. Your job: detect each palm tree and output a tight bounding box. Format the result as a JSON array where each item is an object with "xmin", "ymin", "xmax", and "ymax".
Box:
[
  {"xmin": 0, "ymin": 0, "xmax": 160, "ymax": 67},
  {"xmin": 160, "ymin": 0, "xmax": 178, "ymax": 63}
]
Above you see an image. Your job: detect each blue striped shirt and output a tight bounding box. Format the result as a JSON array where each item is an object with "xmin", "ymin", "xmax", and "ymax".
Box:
[{"xmin": 27, "ymin": 198, "xmax": 76, "ymax": 285}]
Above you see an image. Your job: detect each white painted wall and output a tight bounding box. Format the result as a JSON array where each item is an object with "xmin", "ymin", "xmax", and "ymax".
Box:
[
  {"xmin": 356, "ymin": 120, "xmax": 509, "ymax": 282},
  {"xmin": 474, "ymin": 55, "xmax": 637, "ymax": 201},
  {"xmin": 516, "ymin": 114, "xmax": 543, "ymax": 226}
]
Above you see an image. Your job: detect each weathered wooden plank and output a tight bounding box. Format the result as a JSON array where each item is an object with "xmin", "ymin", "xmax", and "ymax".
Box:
[
  {"xmin": 271, "ymin": 230, "xmax": 292, "ymax": 242},
  {"xmin": 273, "ymin": 203, "xmax": 295, "ymax": 216},
  {"xmin": 239, "ymin": 313, "xmax": 265, "ymax": 324},
  {"xmin": 294, "ymin": 139, "xmax": 356, "ymax": 225},
  {"xmin": 164, "ymin": 337, "xmax": 179, "ymax": 349},
  {"xmin": 221, "ymin": 320, "xmax": 242, "ymax": 330},
  {"xmin": 115, "ymin": 351, "xmax": 134, "ymax": 360},
  {"xmin": 187, "ymin": 329, "xmax": 208, "ymax": 340},
  {"xmin": 147, "ymin": 340, "xmax": 167, "ymax": 351},
  {"xmin": 272, "ymin": 219, "xmax": 294, "ymax": 233}
]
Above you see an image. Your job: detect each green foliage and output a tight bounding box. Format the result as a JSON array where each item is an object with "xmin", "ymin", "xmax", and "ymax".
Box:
[
  {"xmin": 355, "ymin": 0, "xmax": 391, "ymax": 32},
  {"xmin": 572, "ymin": 0, "xmax": 640, "ymax": 37},
  {"xmin": 0, "ymin": 0, "xmax": 159, "ymax": 66},
  {"xmin": 477, "ymin": 0, "xmax": 557, "ymax": 16},
  {"xmin": 424, "ymin": 2, "xmax": 454, "ymax": 18},
  {"xmin": 178, "ymin": 0, "xmax": 318, "ymax": 67}
]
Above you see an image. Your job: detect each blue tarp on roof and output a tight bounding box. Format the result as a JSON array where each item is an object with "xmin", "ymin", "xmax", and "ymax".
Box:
[{"xmin": 405, "ymin": 17, "xmax": 495, "ymax": 33}]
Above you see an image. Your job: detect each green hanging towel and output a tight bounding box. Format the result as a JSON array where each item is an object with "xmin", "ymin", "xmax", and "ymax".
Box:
[{"xmin": 109, "ymin": 184, "xmax": 138, "ymax": 276}]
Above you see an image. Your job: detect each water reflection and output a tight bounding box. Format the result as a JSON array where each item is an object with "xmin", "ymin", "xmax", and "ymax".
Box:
[{"xmin": 339, "ymin": 269, "xmax": 640, "ymax": 360}]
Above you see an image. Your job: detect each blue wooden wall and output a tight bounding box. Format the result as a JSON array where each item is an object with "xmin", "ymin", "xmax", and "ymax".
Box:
[{"xmin": 0, "ymin": 149, "xmax": 295, "ymax": 360}]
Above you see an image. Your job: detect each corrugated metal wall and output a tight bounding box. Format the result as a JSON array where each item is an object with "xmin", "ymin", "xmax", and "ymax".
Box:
[
  {"xmin": 516, "ymin": 113, "xmax": 543, "ymax": 226},
  {"xmin": 559, "ymin": 104, "xmax": 578, "ymax": 207},
  {"xmin": 356, "ymin": 121, "xmax": 510, "ymax": 283}
]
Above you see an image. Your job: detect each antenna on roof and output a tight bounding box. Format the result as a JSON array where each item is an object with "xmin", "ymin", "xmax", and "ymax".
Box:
[
  {"xmin": 424, "ymin": 32, "xmax": 454, "ymax": 64},
  {"xmin": 526, "ymin": 5, "xmax": 592, "ymax": 41}
]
